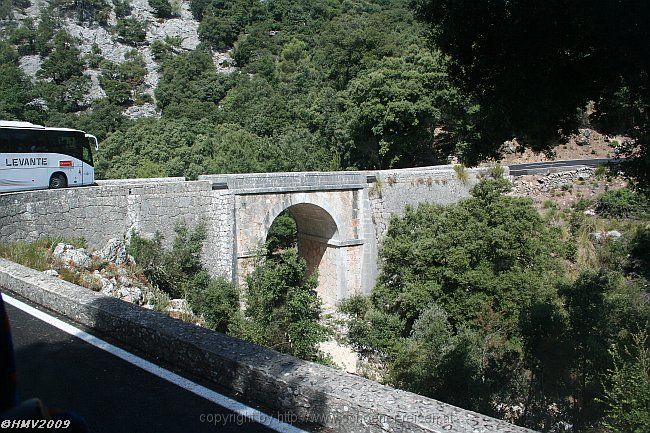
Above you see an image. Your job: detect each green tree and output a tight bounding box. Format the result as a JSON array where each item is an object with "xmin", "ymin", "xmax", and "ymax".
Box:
[
  {"xmin": 95, "ymin": 118, "xmax": 220, "ymax": 179},
  {"xmin": 198, "ymin": 5, "xmax": 239, "ymax": 50},
  {"xmin": 0, "ymin": 42, "xmax": 40, "ymax": 121},
  {"xmin": 113, "ymin": 0, "xmax": 131, "ymax": 18},
  {"xmin": 412, "ymin": 0, "xmax": 649, "ymax": 174},
  {"xmin": 67, "ymin": 98, "xmax": 128, "ymax": 142},
  {"xmin": 519, "ymin": 297, "xmax": 572, "ymax": 429},
  {"xmin": 155, "ymin": 48, "xmax": 230, "ymax": 117},
  {"xmin": 99, "ymin": 51, "xmax": 147, "ymax": 105},
  {"xmin": 389, "ymin": 304, "xmax": 485, "ymax": 410},
  {"xmin": 149, "ymin": 0, "xmax": 173, "ymax": 18},
  {"xmin": 600, "ymin": 332, "xmax": 650, "ymax": 433},
  {"xmin": 0, "ymin": 0, "xmax": 12, "ymax": 19},
  {"xmin": 235, "ymin": 249, "xmax": 328, "ymax": 361},
  {"xmin": 115, "ymin": 18, "xmax": 147, "ymax": 45},
  {"xmin": 34, "ymin": 10, "xmax": 57, "ymax": 56},
  {"xmin": 38, "ymin": 30, "xmax": 85, "ymax": 84},
  {"xmin": 341, "ymin": 48, "xmax": 477, "ymax": 169},
  {"xmin": 560, "ymin": 270, "xmax": 650, "ymax": 430},
  {"xmin": 344, "ymin": 178, "xmax": 566, "ymax": 413},
  {"xmin": 313, "ymin": 7, "xmax": 426, "ymax": 90},
  {"xmin": 265, "ymin": 211, "xmax": 297, "ymax": 252},
  {"xmin": 10, "ymin": 18, "xmax": 38, "ymax": 55}
]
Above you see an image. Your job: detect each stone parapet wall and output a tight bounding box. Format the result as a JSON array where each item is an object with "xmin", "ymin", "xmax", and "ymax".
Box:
[
  {"xmin": 199, "ymin": 171, "xmax": 367, "ymax": 194},
  {"xmin": 0, "ymin": 259, "xmax": 536, "ymax": 433}
]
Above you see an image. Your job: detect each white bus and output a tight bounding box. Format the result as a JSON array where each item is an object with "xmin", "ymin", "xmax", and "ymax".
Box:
[{"xmin": 0, "ymin": 121, "xmax": 99, "ymax": 193}]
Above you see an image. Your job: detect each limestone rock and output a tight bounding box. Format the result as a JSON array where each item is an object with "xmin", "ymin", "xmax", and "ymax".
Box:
[
  {"xmin": 606, "ymin": 230, "xmax": 623, "ymax": 240},
  {"xmin": 99, "ymin": 276, "xmax": 116, "ymax": 295},
  {"xmin": 123, "ymin": 103, "xmax": 159, "ymax": 120},
  {"xmin": 117, "ymin": 286, "xmax": 143, "ymax": 304},
  {"xmin": 167, "ymin": 298, "xmax": 193, "ymax": 319},
  {"xmin": 576, "ymin": 128, "xmax": 592, "ymax": 146},
  {"xmin": 98, "ymin": 238, "xmax": 129, "ymax": 265},
  {"xmin": 18, "ymin": 55, "xmax": 42, "ymax": 81},
  {"xmin": 590, "ymin": 230, "xmax": 623, "ymax": 243},
  {"xmin": 80, "ymin": 271, "xmax": 103, "ymax": 290},
  {"xmin": 53, "ymin": 243, "xmax": 92, "ymax": 268}
]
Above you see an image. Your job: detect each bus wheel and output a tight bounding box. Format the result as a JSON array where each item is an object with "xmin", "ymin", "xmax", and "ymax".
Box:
[{"xmin": 49, "ymin": 173, "xmax": 67, "ymax": 189}]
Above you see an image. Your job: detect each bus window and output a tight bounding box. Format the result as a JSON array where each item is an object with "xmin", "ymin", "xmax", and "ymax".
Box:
[
  {"xmin": 0, "ymin": 129, "xmax": 8, "ymax": 152},
  {"xmin": 47, "ymin": 131, "xmax": 85, "ymax": 161},
  {"xmin": 0, "ymin": 129, "xmax": 47, "ymax": 153}
]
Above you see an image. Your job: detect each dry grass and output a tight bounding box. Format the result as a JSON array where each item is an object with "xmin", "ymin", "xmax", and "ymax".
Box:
[{"xmin": 0, "ymin": 238, "xmax": 82, "ymax": 271}]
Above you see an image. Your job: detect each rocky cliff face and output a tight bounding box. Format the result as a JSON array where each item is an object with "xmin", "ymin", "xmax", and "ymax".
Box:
[{"xmin": 2, "ymin": 0, "xmax": 234, "ymax": 119}]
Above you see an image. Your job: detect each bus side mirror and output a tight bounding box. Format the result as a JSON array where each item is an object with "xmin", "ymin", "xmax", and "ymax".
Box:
[{"xmin": 86, "ymin": 134, "xmax": 99, "ymax": 151}]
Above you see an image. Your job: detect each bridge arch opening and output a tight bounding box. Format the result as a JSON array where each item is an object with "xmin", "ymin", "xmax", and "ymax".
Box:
[{"xmin": 265, "ymin": 203, "xmax": 340, "ymax": 304}]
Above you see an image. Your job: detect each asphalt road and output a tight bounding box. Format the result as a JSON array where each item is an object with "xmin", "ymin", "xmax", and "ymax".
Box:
[
  {"xmin": 508, "ymin": 157, "xmax": 619, "ymax": 175},
  {"xmin": 4, "ymin": 300, "xmax": 307, "ymax": 433}
]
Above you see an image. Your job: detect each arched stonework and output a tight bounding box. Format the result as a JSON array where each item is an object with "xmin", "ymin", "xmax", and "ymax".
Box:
[
  {"xmin": 266, "ymin": 203, "xmax": 341, "ymax": 303},
  {"xmin": 234, "ymin": 189, "xmax": 373, "ymax": 307}
]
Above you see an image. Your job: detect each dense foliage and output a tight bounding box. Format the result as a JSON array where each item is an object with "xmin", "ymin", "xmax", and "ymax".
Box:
[
  {"xmin": 412, "ymin": 0, "xmax": 649, "ymax": 183},
  {"xmin": 127, "ymin": 216, "xmax": 328, "ymax": 361},
  {"xmin": 235, "ymin": 248, "xmax": 328, "ymax": 361},
  {"xmin": 127, "ymin": 221, "xmax": 239, "ymax": 332},
  {"xmin": 0, "ymin": 0, "xmax": 483, "ymax": 176},
  {"xmin": 0, "ymin": 0, "xmax": 646, "ymax": 186},
  {"xmin": 343, "ymin": 179, "xmax": 650, "ymax": 431}
]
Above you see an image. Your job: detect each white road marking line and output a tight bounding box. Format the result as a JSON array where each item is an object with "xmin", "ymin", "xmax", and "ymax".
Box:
[{"xmin": 3, "ymin": 293, "xmax": 309, "ymax": 433}]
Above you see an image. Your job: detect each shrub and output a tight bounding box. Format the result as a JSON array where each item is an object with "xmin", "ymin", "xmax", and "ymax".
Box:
[
  {"xmin": 186, "ymin": 274, "xmax": 239, "ymax": 333},
  {"xmin": 150, "ymin": 37, "xmax": 181, "ymax": 62},
  {"xmin": 113, "ymin": 0, "xmax": 131, "ymax": 18},
  {"xmin": 627, "ymin": 225, "xmax": 650, "ymax": 279},
  {"xmin": 116, "ymin": 18, "xmax": 147, "ymax": 45},
  {"xmin": 0, "ymin": 0, "xmax": 12, "ymax": 19},
  {"xmin": 600, "ymin": 332, "xmax": 650, "ymax": 433},
  {"xmin": 453, "ymin": 164, "xmax": 469, "ymax": 183},
  {"xmin": 149, "ymin": 0, "xmax": 173, "ymax": 18},
  {"xmin": 198, "ymin": 7, "xmax": 239, "ymax": 50},
  {"xmin": 127, "ymin": 221, "xmax": 240, "ymax": 332},
  {"xmin": 10, "ymin": 19, "xmax": 37, "ymax": 55},
  {"xmin": 596, "ymin": 188, "xmax": 649, "ymax": 218},
  {"xmin": 265, "ymin": 211, "xmax": 297, "ymax": 252}
]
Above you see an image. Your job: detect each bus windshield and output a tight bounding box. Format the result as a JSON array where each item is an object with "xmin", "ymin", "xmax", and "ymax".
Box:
[{"xmin": 47, "ymin": 131, "xmax": 94, "ymax": 166}]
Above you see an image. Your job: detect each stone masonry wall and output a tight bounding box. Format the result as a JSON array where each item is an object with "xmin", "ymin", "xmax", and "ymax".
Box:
[
  {"xmin": 367, "ymin": 166, "xmax": 495, "ymax": 243},
  {"xmin": 0, "ymin": 181, "xmax": 235, "ymax": 278},
  {"xmin": 1, "ymin": 166, "xmax": 502, "ymax": 292}
]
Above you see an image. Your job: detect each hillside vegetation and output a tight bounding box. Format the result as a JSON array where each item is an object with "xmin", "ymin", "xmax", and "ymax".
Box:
[
  {"xmin": 342, "ymin": 179, "xmax": 649, "ymax": 432},
  {"xmin": 2, "ymin": 0, "xmax": 646, "ymax": 184}
]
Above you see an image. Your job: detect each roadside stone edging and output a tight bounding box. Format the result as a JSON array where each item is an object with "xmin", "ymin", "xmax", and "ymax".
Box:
[{"xmin": 0, "ymin": 259, "xmax": 535, "ymax": 433}]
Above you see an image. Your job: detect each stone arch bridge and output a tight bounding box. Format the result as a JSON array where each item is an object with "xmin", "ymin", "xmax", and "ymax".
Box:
[{"xmin": 0, "ymin": 166, "xmax": 494, "ymax": 306}]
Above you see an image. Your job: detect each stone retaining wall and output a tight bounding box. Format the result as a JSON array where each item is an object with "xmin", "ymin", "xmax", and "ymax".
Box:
[{"xmin": 0, "ymin": 259, "xmax": 535, "ymax": 433}]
